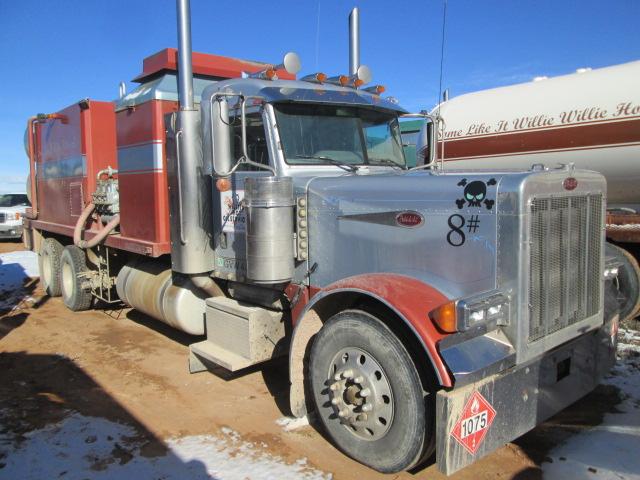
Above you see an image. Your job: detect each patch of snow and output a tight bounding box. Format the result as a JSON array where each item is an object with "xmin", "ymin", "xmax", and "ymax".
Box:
[
  {"xmin": 276, "ymin": 416, "xmax": 310, "ymax": 432},
  {"xmin": 0, "ymin": 250, "xmax": 39, "ymax": 278},
  {"xmin": 542, "ymin": 334, "xmax": 640, "ymax": 479},
  {"xmin": 0, "ymin": 250, "xmax": 38, "ymax": 311},
  {"xmin": 0, "ymin": 413, "xmax": 332, "ymax": 480}
]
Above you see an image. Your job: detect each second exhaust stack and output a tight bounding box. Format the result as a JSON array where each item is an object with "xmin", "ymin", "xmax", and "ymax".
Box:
[{"xmin": 349, "ymin": 7, "xmax": 360, "ymax": 76}]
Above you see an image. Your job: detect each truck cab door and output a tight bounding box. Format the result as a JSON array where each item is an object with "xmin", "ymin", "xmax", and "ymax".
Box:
[{"xmin": 213, "ymin": 106, "xmax": 273, "ymax": 281}]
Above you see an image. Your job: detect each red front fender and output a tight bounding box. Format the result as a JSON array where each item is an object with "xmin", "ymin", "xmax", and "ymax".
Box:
[{"xmin": 305, "ymin": 273, "xmax": 453, "ymax": 388}]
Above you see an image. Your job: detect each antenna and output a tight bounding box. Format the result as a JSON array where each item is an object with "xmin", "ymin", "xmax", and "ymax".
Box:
[
  {"xmin": 436, "ymin": 0, "xmax": 448, "ymax": 112},
  {"xmin": 315, "ymin": 0, "xmax": 321, "ymax": 70}
]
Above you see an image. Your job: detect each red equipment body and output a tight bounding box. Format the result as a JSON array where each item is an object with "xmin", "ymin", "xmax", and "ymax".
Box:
[
  {"xmin": 27, "ymin": 101, "xmax": 118, "ymax": 241},
  {"xmin": 26, "ymin": 48, "xmax": 293, "ymax": 257}
]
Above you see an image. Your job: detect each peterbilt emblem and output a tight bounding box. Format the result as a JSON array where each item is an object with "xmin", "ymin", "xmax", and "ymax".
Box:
[
  {"xmin": 456, "ymin": 178, "xmax": 497, "ymax": 210},
  {"xmin": 338, "ymin": 210, "xmax": 425, "ymax": 228},
  {"xmin": 563, "ymin": 177, "xmax": 578, "ymax": 191},
  {"xmin": 395, "ymin": 211, "xmax": 424, "ymax": 228}
]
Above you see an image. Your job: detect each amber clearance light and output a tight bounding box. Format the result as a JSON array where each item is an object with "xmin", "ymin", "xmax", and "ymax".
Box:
[
  {"xmin": 429, "ymin": 301, "xmax": 458, "ymax": 333},
  {"xmin": 364, "ymin": 85, "xmax": 386, "ymax": 95}
]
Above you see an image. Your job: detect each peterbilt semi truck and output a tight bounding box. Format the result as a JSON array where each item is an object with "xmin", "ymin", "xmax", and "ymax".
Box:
[
  {"xmin": 23, "ymin": 1, "xmax": 619, "ymax": 475},
  {"xmin": 406, "ymin": 60, "xmax": 640, "ymax": 324}
]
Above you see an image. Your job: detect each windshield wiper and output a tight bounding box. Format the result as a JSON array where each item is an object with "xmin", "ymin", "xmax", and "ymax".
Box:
[
  {"xmin": 293, "ymin": 155, "xmax": 359, "ymax": 173},
  {"xmin": 368, "ymin": 158, "xmax": 405, "ymax": 170}
]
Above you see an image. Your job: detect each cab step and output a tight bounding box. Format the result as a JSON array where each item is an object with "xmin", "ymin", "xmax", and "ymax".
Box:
[{"xmin": 189, "ymin": 296, "xmax": 286, "ymax": 373}]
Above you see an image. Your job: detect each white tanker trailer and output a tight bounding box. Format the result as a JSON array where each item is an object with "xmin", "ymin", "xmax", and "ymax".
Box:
[{"xmin": 411, "ymin": 60, "xmax": 640, "ymax": 322}]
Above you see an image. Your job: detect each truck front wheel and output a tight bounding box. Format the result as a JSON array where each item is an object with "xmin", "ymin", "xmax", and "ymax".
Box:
[
  {"xmin": 309, "ymin": 310, "xmax": 433, "ymax": 473},
  {"xmin": 60, "ymin": 246, "xmax": 93, "ymax": 311}
]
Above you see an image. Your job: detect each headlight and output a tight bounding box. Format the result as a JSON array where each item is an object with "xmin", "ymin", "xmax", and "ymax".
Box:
[
  {"xmin": 430, "ymin": 292, "xmax": 510, "ymax": 333},
  {"xmin": 603, "ymin": 266, "xmax": 619, "ymax": 280},
  {"xmin": 14, "ymin": 212, "xmax": 21, "ymax": 220},
  {"xmin": 458, "ymin": 292, "xmax": 510, "ymax": 331}
]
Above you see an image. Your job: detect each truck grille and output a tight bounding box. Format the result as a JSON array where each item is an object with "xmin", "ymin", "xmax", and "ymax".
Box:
[
  {"xmin": 0, "ymin": 213, "xmax": 6, "ymax": 223},
  {"xmin": 528, "ymin": 194, "xmax": 602, "ymax": 343}
]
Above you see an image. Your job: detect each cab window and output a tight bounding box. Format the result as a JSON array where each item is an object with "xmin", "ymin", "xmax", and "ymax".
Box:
[{"xmin": 230, "ymin": 111, "xmax": 270, "ymax": 172}]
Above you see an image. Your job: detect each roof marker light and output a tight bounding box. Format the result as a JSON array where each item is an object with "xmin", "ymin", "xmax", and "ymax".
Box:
[
  {"xmin": 347, "ymin": 65, "xmax": 372, "ymax": 89},
  {"xmin": 326, "ymin": 75, "xmax": 349, "ymax": 86},
  {"xmin": 364, "ymin": 85, "xmax": 386, "ymax": 95},
  {"xmin": 300, "ymin": 72, "xmax": 327, "ymax": 84}
]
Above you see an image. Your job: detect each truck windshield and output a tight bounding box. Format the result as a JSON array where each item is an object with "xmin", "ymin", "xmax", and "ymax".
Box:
[{"xmin": 273, "ymin": 103, "xmax": 406, "ymax": 168}]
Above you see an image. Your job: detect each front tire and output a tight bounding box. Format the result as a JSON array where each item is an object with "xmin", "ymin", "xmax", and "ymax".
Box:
[
  {"xmin": 60, "ymin": 245, "xmax": 92, "ymax": 311},
  {"xmin": 38, "ymin": 237, "xmax": 63, "ymax": 296},
  {"xmin": 309, "ymin": 310, "xmax": 433, "ymax": 473},
  {"xmin": 607, "ymin": 243, "xmax": 640, "ymax": 323}
]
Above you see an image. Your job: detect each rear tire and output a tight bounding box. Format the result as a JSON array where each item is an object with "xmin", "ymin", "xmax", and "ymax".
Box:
[
  {"xmin": 309, "ymin": 310, "xmax": 433, "ymax": 473},
  {"xmin": 60, "ymin": 245, "xmax": 93, "ymax": 311},
  {"xmin": 38, "ymin": 237, "xmax": 63, "ymax": 297}
]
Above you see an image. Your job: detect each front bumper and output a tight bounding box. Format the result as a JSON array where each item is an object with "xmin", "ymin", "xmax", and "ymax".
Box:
[
  {"xmin": 435, "ymin": 317, "xmax": 617, "ymax": 475},
  {"xmin": 0, "ymin": 223, "xmax": 23, "ymax": 238}
]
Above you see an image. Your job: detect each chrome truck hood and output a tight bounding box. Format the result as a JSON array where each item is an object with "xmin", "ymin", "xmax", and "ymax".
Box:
[
  {"xmin": 305, "ymin": 170, "xmax": 504, "ymax": 299},
  {"xmin": 305, "ymin": 167, "xmax": 606, "ymax": 364}
]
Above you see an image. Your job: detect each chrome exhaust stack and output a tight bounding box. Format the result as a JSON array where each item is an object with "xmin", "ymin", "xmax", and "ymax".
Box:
[
  {"xmin": 166, "ymin": 0, "xmax": 215, "ymax": 274},
  {"xmin": 349, "ymin": 7, "xmax": 360, "ymax": 76},
  {"xmin": 176, "ymin": 0, "xmax": 194, "ymax": 111}
]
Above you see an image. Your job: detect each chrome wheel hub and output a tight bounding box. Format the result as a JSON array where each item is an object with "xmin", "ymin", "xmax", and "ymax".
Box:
[{"xmin": 327, "ymin": 347, "xmax": 394, "ymax": 440}]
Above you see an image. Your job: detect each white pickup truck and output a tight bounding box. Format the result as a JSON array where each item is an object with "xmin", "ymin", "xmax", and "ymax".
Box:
[{"xmin": 0, "ymin": 193, "xmax": 30, "ymax": 239}]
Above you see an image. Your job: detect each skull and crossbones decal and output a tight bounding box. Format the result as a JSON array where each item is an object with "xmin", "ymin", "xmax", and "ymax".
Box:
[{"xmin": 455, "ymin": 178, "xmax": 497, "ymax": 210}]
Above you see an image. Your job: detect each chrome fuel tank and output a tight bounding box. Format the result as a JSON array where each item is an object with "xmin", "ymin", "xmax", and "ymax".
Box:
[
  {"xmin": 116, "ymin": 261, "xmax": 208, "ymax": 335},
  {"xmin": 244, "ymin": 176, "xmax": 295, "ymax": 284}
]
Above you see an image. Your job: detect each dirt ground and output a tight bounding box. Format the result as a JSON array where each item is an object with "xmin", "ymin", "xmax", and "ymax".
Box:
[{"xmin": 0, "ymin": 239, "xmax": 628, "ymax": 479}]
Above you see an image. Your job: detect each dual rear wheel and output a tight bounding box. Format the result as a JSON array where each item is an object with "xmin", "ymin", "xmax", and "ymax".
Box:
[{"xmin": 38, "ymin": 238, "xmax": 92, "ymax": 311}]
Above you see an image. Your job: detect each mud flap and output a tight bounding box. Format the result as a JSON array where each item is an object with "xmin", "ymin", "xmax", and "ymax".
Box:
[{"xmin": 435, "ymin": 324, "xmax": 616, "ymax": 475}]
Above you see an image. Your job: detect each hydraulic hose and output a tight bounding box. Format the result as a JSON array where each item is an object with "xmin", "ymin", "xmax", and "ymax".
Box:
[{"xmin": 73, "ymin": 202, "xmax": 120, "ymax": 249}]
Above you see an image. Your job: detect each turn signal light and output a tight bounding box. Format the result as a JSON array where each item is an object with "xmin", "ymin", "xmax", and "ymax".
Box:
[
  {"xmin": 430, "ymin": 301, "xmax": 458, "ymax": 333},
  {"xmin": 216, "ymin": 178, "xmax": 231, "ymax": 192}
]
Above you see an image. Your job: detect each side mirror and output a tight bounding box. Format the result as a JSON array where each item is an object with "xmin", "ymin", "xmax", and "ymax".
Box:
[
  {"xmin": 210, "ymin": 96, "xmax": 233, "ymax": 176},
  {"xmin": 416, "ymin": 115, "xmax": 438, "ymax": 167}
]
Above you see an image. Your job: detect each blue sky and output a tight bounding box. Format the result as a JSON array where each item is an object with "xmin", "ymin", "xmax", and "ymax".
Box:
[{"xmin": 0, "ymin": 0, "xmax": 638, "ymax": 192}]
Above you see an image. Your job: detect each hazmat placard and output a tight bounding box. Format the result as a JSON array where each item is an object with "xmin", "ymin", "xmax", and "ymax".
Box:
[{"xmin": 450, "ymin": 391, "xmax": 496, "ymax": 455}]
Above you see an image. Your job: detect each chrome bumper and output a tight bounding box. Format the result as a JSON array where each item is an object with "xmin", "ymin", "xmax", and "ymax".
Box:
[
  {"xmin": 435, "ymin": 314, "xmax": 617, "ymax": 475},
  {"xmin": 0, "ymin": 223, "xmax": 23, "ymax": 238}
]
